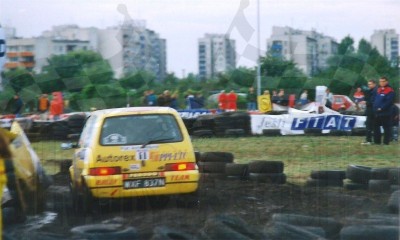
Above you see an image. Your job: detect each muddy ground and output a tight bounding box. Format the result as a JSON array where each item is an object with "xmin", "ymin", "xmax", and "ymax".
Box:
[{"xmin": 3, "ymin": 172, "xmax": 395, "ymax": 239}]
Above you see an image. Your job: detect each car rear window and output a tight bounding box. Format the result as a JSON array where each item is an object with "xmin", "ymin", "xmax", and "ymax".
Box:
[{"xmin": 100, "ymin": 114, "xmax": 183, "ymax": 146}]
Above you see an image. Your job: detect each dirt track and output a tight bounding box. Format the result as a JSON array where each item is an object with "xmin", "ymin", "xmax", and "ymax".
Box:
[{"xmin": 3, "ymin": 171, "xmax": 395, "ymax": 239}]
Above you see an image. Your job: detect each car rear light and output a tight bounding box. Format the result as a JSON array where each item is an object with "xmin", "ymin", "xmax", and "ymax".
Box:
[
  {"xmin": 89, "ymin": 167, "xmax": 121, "ymax": 176},
  {"xmin": 165, "ymin": 162, "xmax": 196, "ymax": 171}
]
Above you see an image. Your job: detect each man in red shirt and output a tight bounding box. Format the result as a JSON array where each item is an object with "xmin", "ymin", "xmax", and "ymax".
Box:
[{"xmin": 218, "ymin": 90, "xmax": 228, "ymax": 111}]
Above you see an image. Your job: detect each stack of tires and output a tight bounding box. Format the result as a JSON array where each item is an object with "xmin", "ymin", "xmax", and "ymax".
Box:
[
  {"xmin": 213, "ymin": 112, "xmax": 251, "ymax": 137},
  {"xmin": 344, "ymin": 165, "xmax": 400, "ymax": 192},
  {"xmin": 191, "ymin": 115, "xmax": 216, "ymax": 138},
  {"xmin": 247, "ymin": 160, "xmax": 286, "ymax": 184},
  {"xmin": 306, "ymin": 170, "xmax": 346, "ymax": 187},
  {"xmin": 197, "ymin": 152, "xmax": 234, "ymax": 181},
  {"xmin": 67, "ymin": 113, "xmax": 86, "ymax": 137}
]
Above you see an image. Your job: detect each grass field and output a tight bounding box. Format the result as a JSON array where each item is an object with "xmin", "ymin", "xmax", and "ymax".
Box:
[{"xmin": 32, "ymin": 135, "xmax": 400, "ymax": 184}]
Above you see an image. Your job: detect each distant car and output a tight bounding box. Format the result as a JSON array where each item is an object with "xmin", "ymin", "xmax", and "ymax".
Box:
[
  {"xmin": 331, "ymin": 95, "xmax": 365, "ymax": 112},
  {"xmin": 67, "ymin": 107, "xmax": 200, "ymax": 211}
]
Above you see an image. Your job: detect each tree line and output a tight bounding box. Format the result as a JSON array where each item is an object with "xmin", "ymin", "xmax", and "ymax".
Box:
[{"xmin": 0, "ymin": 35, "xmax": 398, "ymax": 113}]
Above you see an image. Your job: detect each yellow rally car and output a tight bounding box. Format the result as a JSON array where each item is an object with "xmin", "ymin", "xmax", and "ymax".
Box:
[{"xmin": 68, "ymin": 107, "xmax": 199, "ymax": 210}]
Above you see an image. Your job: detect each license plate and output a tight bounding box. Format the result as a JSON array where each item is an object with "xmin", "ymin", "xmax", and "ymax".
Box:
[{"xmin": 123, "ymin": 178, "xmax": 165, "ymax": 189}]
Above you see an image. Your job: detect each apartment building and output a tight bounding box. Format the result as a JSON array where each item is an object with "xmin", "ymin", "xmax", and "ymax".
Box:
[
  {"xmin": 4, "ymin": 23, "xmax": 167, "ymax": 81},
  {"xmin": 267, "ymin": 26, "xmax": 338, "ymax": 76},
  {"xmin": 198, "ymin": 34, "xmax": 236, "ymax": 80},
  {"xmin": 371, "ymin": 29, "xmax": 399, "ymax": 67}
]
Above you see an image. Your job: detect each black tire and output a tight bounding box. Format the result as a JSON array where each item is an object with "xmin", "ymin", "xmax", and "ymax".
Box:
[
  {"xmin": 267, "ymin": 222, "xmax": 326, "ymax": 240},
  {"xmin": 224, "ymin": 129, "xmax": 246, "ymax": 137},
  {"xmin": 351, "ymin": 127, "xmax": 367, "ymax": 136},
  {"xmin": 340, "ymin": 225, "xmax": 399, "ymax": 240},
  {"xmin": 151, "ymin": 226, "xmax": 196, "ymax": 240},
  {"xmin": 370, "ymin": 168, "xmax": 391, "ymax": 180},
  {"xmin": 192, "ymin": 129, "xmax": 214, "ymax": 138},
  {"xmin": 249, "ymin": 173, "xmax": 286, "ymax": 184},
  {"xmin": 262, "ymin": 129, "xmax": 281, "ymax": 136},
  {"xmin": 248, "ymin": 160, "xmax": 284, "ymax": 174},
  {"xmin": 71, "ymin": 224, "xmax": 138, "ymax": 240},
  {"xmin": 271, "ymin": 213, "xmax": 342, "ymax": 238},
  {"xmin": 343, "ymin": 181, "xmax": 368, "ymax": 190},
  {"xmin": 387, "ymin": 190, "xmax": 400, "ymax": 213},
  {"xmin": 199, "ymin": 152, "xmax": 234, "ymax": 163},
  {"xmin": 304, "ymin": 128, "xmax": 322, "ymax": 136},
  {"xmin": 388, "ymin": 168, "xmax": 400, "ymax": 185},
  {"xmin": 368, "ymin": 180, "xmax": 391, "ymax": 192},
  {"xmin": 328, "ymin": 129, "xmax": 351, "ymax": 136},
  {"xmin": 306, "ymin": 178, "xmax": 343, "ymax": 187},
  {"xmin": 224, "ymin": 163, "xmax": 249, "ymax": 179},
  {"xmin": 59, "ymin": 159, "xmax": 72, "ymax": 174},
  {"xmin": 346, "ymin": 165, "xmax": 372, "ymax": 184},
  {"xmin": 67, "ymin": 114, "xmax": 86, "ymax": 128},
  {"xmin": 310, "ymin": 170, "xmax": 346, "ymax": 180},
  {"xmin": 200, "ymin": 215, "xmax": 267, "ymax": 240},
  {"xmin": 197, "ymin": 162, "xmax": 226, "ymax": 173}
]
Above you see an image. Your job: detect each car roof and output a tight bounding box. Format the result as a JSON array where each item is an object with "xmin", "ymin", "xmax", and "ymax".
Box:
[{"xmin": 91, "ymin": 107, "xmax": 178, "ymax": 118}]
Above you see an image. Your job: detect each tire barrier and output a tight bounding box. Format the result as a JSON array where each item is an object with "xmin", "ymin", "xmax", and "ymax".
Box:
[
  {"xmin": 346, "ymin": 165, "xmax": 372, "ymax": 184},
  {"xmin": 249, "ymin": 173, "xmax": 287, "ymax": 184},
  {"xmin": 271, "ymin": 213, "xmax": 342, "ymax": 239},
  {"xmin": 304, "ymin": 128, "xmax": 323, "ymax": 136},
  {"xmin": 151, "ymin": 226, "xmax": 196, "ymax": 240},
  {"xmin": 262, "ymin": 129, "xmax": 281, "ymax": 137},
  {"xmin": 340, "ymin": 225, "xmax": 399, "ymax": 240},
  {"xmin": 265, "ymin": 222, "xmax": 327, "ymax": 240},
  {"xmin": 225, "ymin": 163, "xmax": 249, "ymax": 180},
  {"xmin": 307, "ymin": 170, "xmax": 346, "ymax": 187},
  {"xmin": 247, "ymin": 160, "xmax": 284, "ymax": 174},
  {"xmin": 71, "ymin": 223, "xmax": 138, "ymax": 240},
  {"xmin": 328, "ymin": 129, "xmax": 351, "ymax": 136},
  {"xmin": 200, "ymin": 214, "xmax": 267, "ymax": 240},
  {"xmin": 387, "ymin": 190, "xmax": 400, "ymax": 213},
  {"xmin": 199, "ymin": 152, "xmax": 234, "ymax": 163},
  {"xmin": 388, "ymin": 168, "xmax": 400, "ymax": 185},
  {"xmin": 351, "ymin": 127, "xmax": 367, "ymax": 136},
  {"xmin": 368, "ymin": 180, "xmax": 391, "ymax": 192}
]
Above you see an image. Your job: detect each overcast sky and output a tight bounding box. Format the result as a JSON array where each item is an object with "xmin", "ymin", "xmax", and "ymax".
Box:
[{"xmin": 0, "ymin": 0, "xmax": 399, "ymax": 76}]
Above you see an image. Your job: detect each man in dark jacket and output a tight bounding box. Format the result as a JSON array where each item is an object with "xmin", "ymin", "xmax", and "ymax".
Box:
[
  {"xmin": 373, "ymin": 77, "xmax": 395, "ymax": 145},
  {"xmin": 361, "ymin": 80, "xmax": 377, "ymax": 145}
]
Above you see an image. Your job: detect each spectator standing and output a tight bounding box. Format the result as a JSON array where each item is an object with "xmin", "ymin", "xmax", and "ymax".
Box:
[
  {"xmin": 324, "ymin": 88, "xmax": 333, "ymax": 109},
  {"xmin": 13, "ymin": 95, "xmax": 24, "ymax": 118},
  {"xmin": 37, "ymin": 94, "xmax": 50, "ymax": 120},
  {"xmin": 50, "ymin": 92, "xmax": 64, "ymax": 121},
  {"xmin": 373, "ymin": 77, "xmax": 395, "ymax": 145},
  {"xmin": 246, "ymin": 87, "xmax": 257, "ymax": 111},
  {"xmin": 227, "ymin": 90, "xmax": 238, "ymax": 111},
  {"xmin": 192, "ymin": 93, "xmax": 205, "ymax": 109},
  {"xmin": 170, "ymin": 91, "xmax": 178, "ymax": 109},
  {"xmin": 278, "ymin": 89, "xmax": 286, "ymax": 105},
  {"xmin": 391, "ymin": 104, "xmax": 399, "ymax": 142},
  {"xmin": 361, "ymin": 80, "xmax": 377, "ymax": 145},
  {"xmin": 353, "ymin": 87, "xmax": 365, "ymax": 111},
  {"xmin": 271, "ymin": 90, "xmax": 279, "ymax": 104},
  {"xmin": 185, "ymin": 92, "xmax": 195, "ymax": 109},
  {"xmin": 218, "ymin": 90, "xmax": 228, "ymax": 111},
  {"xmin": 299, "ymin": 90, "xmax": 308, "ymax": 105},
  {"xmin": 147, "ymin": 90, "xmax": 157, "ymax": 106}
]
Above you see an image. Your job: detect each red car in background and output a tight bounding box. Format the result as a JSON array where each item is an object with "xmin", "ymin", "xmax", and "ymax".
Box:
[{"xmin": 331, "ymin": 95, "xmax": 365, "ymax": 112}]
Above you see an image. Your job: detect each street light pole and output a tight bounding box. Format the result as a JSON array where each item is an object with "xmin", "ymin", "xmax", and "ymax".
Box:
[{"xmin": 256, "ymin": 0, "xmax": 261, "ymax": 96}]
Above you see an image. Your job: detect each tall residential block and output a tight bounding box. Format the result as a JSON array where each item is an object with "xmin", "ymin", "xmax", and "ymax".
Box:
[
  {"xmin": 4, "ymin": 22, "xmax": 167, "ymax": 81},
  {"xmin": 371, "ymin": 29, "xmax": 399, "ymax": 67},
  {"xmin": 198, "ymin": 34, "xmax": 236, "ymax": 80},
  {"xmin": 267, "ymin": 26, "xmax": 338, "ymax": 76}
]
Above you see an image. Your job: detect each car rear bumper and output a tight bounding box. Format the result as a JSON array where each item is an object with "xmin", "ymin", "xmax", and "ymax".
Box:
[{"xmin": 84, "ymin": 170, "xmax": 199, "ymax": 198}]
